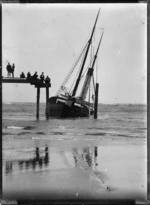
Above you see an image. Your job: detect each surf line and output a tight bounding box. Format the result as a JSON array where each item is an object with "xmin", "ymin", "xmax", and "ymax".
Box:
[
  {"xmin": 7, "ymin": 126, "xmax": 24, "ymax": 129},
  {"xmin": 72, "ymin": 148, "xmax": 111, "ymax": 191}
]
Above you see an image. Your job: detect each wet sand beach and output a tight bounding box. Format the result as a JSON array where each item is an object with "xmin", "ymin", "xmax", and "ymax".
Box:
[
  {"xmin": 3, "ymin": 138, "xmax": 147, "ymax": 200},
  {"xmin": 2, "ymin": 103, "xmax": 147, "ymax": 200}
]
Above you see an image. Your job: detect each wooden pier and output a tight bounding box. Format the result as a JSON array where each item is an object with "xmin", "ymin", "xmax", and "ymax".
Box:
[{"xmin": 2, "ymin": 77, "xmax": 51, "ymax": 119}]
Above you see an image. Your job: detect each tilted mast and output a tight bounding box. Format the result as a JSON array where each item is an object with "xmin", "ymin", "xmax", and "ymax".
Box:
[
  {"xmin": 71, "ymin": 9, "xmax": 100, "ymax": 97},
  {"xmin": 91, "ymin": 31, "xmax": 104, "ymax": 70},
  {"xmin": 79, "ymin": 31, "xmax": 104, "ymax": 100}
]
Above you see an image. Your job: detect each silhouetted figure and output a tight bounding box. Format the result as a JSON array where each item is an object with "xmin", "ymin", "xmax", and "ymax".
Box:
[
  {"xmin": 6, "ymin": 63, "xmax": 11, "ymax": 77},
  {"xmin": 40, "ymin": 72, "xmax": 45, "ymax": 83},
  {"xmin": 33, "ymin": 72, "xmax": 38, "ymax": 80},
  {"xmin": 20, "ymin": 72, "xmax": 25, "ymax": 78},
  {"xmin": 11, "ymin": 63, "xmax": 15, "ymax": 78},
  {"xmin": 45, "ymin": 76, "xmax": 51, "ymax": 84},
  {"xmin": 27, "ymin": 72, "xmax": 31, "ymax": 79}
]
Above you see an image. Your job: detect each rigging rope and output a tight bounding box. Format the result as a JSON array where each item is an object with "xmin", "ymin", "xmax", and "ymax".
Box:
[
  {"xmin": 70, "ymin": 50, "xmax": 96, "ymax": 98},
  {"xmin": 56, "ymin": 41, "xmax": 88, "ymax": 96},
  {"xmin": 69, "ymin": 59, "xmax": 93, "ymax": 96}
]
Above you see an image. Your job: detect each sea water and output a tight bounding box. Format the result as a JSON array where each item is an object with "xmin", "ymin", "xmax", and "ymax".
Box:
[{"xmin": 2, "ymin": 103, "xmax": 147, "ymax": 200}]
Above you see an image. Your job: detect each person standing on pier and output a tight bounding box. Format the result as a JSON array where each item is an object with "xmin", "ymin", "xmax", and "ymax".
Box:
[
  {"xmin": 11, "ymin": 63, "xmax": 15, "ymax": 78},
  {"xmin": 40, "ymin": 72, "xmax": 45, "ymax": 83},
  {"xmin": 6, "ymin": 63, "xmax": 11, "ymax": 77},
  {"xmin": 45, "ymin": 76, "xmax": 51, "ymax": 85}
]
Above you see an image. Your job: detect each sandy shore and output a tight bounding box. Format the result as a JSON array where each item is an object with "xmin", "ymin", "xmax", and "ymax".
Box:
[{"xmin": 3, "ymin": 138, "xmax": 147, "ymax": 201}]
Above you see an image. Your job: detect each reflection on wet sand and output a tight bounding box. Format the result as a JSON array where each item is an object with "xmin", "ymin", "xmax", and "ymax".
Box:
[
  {"xmin": 5, "ymin": 161, "xmax": 13, "ymax": 174},
  {"xmin": 5, "ymin": 145, "xmax": 98, "ymax": 176},
  {"xmin": 73, "ymin": 146, "xmax": 98, "ymax": 169},
  {"xmin": 72, "ymin": 146, "xmax": 110, "ymax": 191},
  {"xmin": 5, "ymin": 146, "xmax": 49, "ymax": 174},
  {"xmin": 5, "ymin": 145, "xmax": 110, "ymax": 192}
]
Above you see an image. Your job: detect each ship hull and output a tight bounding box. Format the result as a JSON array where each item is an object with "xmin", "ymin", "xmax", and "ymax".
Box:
[{"xmin": 47, "ymin": 96, "xmax": 92, "ymax": 118}]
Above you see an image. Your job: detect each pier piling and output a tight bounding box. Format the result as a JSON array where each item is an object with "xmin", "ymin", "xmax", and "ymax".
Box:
[
  {"xmin": 36, "ymin": 87, "xmax": 40, "ymax": 119},
  {"xmin": 94, "ymin": 83, "xmax": 99, "ymax": 119},
  {"xmin": 45, "ymin": 86, "xmax": 49, "ymax": 119},
  {"xmin": 2, "ymin": 77, "xmax": 51, "ymax": 119}
]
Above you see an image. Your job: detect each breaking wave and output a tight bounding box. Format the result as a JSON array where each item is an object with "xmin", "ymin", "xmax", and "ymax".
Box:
[{"xmin": 7, "ymin": 125, "xmax": 35, "ymax": 130}]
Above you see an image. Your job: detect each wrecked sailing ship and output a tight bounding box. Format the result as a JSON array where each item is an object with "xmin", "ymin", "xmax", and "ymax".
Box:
[{"xmin": 47, "ymin": 10, "xmax": 103, "ymax": 118}]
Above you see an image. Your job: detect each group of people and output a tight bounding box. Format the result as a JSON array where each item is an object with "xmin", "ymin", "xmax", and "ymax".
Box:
[
  {"xmin": 20, "ymin": 71, "xmax": 51, "ymax": 84},
  {"xmin": 6, "ymin": 63, "xmax": 15, "ymax": 78},
  {"xmin": 6, "ymin": 62, "xmax": 50, "ymax": 85}
]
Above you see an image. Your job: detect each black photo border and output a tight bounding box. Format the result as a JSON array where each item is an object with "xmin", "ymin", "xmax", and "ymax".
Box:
[{"xmin": 0, "ymin": 0, "xmax": 149, "ymax": 205}]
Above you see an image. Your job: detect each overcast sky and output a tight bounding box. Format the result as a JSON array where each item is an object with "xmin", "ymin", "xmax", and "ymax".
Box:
[{"xmin": 2, "ymin": 3, "xmax": 147, "ymax": 104}]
